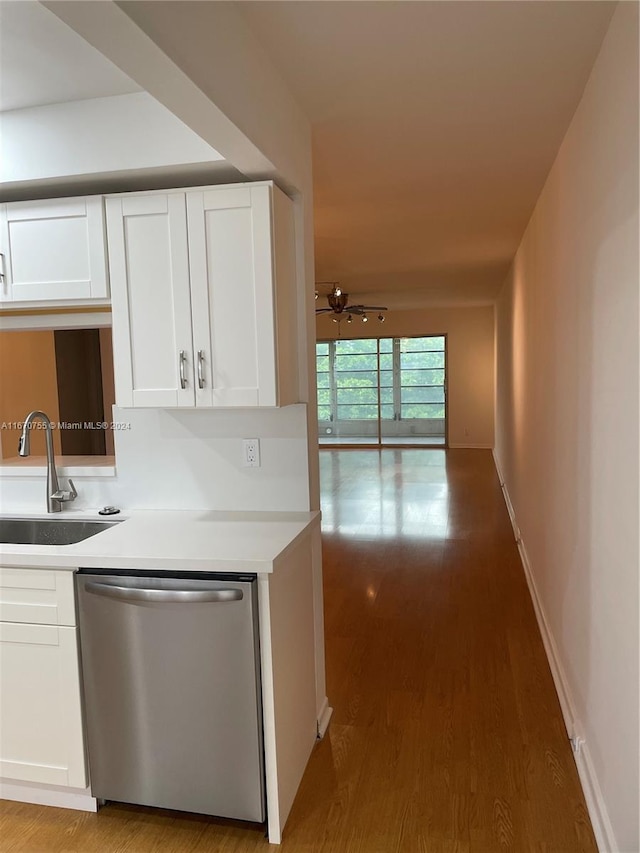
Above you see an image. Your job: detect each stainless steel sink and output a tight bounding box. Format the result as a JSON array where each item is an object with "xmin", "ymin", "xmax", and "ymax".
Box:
[{"xmin": 0, "ymin": 517, "xmax": 122, "ymax": 546}]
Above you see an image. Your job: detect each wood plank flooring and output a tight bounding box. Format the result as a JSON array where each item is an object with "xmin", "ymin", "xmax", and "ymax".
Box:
[{"xmin": 0, "ymin": 449, "xmax": 596, "ymax": 852}]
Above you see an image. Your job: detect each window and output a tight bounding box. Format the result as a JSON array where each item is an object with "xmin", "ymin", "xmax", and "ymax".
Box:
[{"xmin": 317, "ymin": 336, "xmax": 446, "ymax": 446}]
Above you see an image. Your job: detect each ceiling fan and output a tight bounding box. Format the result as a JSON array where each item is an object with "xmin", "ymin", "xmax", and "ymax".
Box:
[{"xmin": 315, "ymin": 283, "xmax": 388, "ymax": 324}]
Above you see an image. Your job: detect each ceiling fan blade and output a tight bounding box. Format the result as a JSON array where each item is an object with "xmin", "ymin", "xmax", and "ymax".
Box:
[{"xmin": 315, "ymin": 308, "xmax": 334, "ymax": 314}]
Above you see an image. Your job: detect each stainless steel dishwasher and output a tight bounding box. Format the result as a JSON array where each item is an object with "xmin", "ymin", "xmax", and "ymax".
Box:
[{"xmin": 76, "ymin": 570, "xmax": 265, "ymax": 822}]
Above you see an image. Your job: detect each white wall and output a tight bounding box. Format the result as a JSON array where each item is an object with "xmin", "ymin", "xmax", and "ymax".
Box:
[
  {"xmin": 16, "ymin": 0, "xmax": 321, "ymax": 509},
  {"xmin": 0, "ymin": 405, "xmax": 310, "ymax": 513},
  {"xmin": 0, "ymin": 6, "xmax": 319, "ymax": 491},
  {"xmin": 317, "ymin": 305, "xmax": 495, "ymax": 448},
  {"xmin": 0, "ymin": 92, "xmax": 223, "ymax": 185},
  {"xmin": 494, "ymin": 5, "xmax": 639, "ymax": 850},
  {"xmin": 43, "ymin": 0, "xmax": 318, "ymax": 415}
]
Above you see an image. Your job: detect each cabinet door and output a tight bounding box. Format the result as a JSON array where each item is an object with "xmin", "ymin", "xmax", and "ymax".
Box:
[
  {"xmin": 0, "ymin": 623, "xmax": 86, "ymax": 788},
  {"xmin": 106, "ymin": 193, "xmax": 195, "ymax": 407},
  {"xmin": 187, "ymin": 185, "xmax": 278, "ymax": 407},
  {"xmin": 0, "ymin": 197, "xmax": 108, "ymax": 303}
]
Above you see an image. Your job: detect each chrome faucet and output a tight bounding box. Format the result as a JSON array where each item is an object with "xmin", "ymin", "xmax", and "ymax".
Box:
[{"xmin": 18, "ymin": 411, "xmax": 77, "ymax": 513}]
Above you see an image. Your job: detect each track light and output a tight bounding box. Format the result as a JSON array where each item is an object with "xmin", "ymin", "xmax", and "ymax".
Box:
[
  {"xmin": 378, "ymin": 313, "xmax": 385, "ymax": 322},
  {"xmin": 315, "ymin": 284, "xmax": 388, "ymax": 320},
  {"xmin": 347, "ymin": 314, "xmax": 352, "ymax": 324}
]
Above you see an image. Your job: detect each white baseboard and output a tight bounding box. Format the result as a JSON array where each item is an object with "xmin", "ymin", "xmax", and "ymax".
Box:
[
  {"xmin": 491, "ymin": 451, "xmax": 618, "ymax": 853},
  {"xmin": 491, "ymin": 452, "xmax": 519, "ymax": 541},
  {"xmin": 575, "ymin": 738, "xmax": 620, "ymax": 853},
  {"xmin": 448, "ymin": 442, "xmax": 493, "ymax": 449},
  {"xmin": 0, "ymin": 778, "xmax": 98, "ymax": 812},
  {"xmin": 317, "ymin": 696, "xmax": 333, "ymax": 739}
]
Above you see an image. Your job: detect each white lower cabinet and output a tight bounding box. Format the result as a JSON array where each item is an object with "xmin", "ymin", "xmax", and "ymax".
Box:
[{"xmin": 0, "ymin": 569, "xmax": 86, "ymax": 789}]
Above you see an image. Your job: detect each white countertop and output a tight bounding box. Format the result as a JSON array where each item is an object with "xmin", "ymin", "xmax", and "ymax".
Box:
[{"xmin": 0, "ymin": 509, "xmax": 320, "ymax": 573}]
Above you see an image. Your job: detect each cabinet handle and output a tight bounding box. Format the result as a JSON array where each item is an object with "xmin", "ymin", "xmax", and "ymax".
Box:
[
  {"xmin": 197, "ymin": 350, "xmax": 206, "ymax": 389},
  {"xmin": 0, "ymin": 253, "xmax": 5, "ymax": 286},
  {"xmin": 179, "ymin": 350, "xmax": 188, "ymax": 389}
]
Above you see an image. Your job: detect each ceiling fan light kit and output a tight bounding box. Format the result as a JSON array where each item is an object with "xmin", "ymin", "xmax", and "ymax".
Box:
[{"xmin": 315, "ymin": 283, "xmax": 388, "ymax": 326}]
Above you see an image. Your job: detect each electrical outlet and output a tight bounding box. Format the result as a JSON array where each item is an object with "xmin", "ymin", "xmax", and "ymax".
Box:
[{"xmin": 242, "ymin": 438, "xmax": 261, "ymax": 468}]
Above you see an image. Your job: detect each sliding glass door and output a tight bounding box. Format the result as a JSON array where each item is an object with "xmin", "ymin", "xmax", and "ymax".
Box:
[
  {"xmin": 380, "ymin": 336, "xmax": 446, "ymax": 445},
  {"xmin": 317, "ymin": 335, "xmax": 447, "ymax": 446},
  {"xmin": 316, "ymin": 338, "xmax": 379, "ymax": 443}
]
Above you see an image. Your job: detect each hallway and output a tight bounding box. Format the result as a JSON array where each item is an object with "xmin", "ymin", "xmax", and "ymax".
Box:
[
  {"xmin": 0, "ymin": 450, "xmax": 596, "ymax": 851},
  {"xmin": 314, "ymin": 449, "xmax": 596, "ymax": 851}
]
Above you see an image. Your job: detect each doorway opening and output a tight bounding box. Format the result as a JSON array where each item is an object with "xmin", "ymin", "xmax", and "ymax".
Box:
[
  {"xmin": 316, "ymin": 335, "xmax": 447, "ymax": 447},
  {"xmin": 0, "ymin": 326, "xmax": 115, "ymax": 464}
]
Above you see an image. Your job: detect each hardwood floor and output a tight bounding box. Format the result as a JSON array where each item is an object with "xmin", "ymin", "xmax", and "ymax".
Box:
[{"xmin": 0, "ymin": 449, "xmax": 596, "ymax": 852}]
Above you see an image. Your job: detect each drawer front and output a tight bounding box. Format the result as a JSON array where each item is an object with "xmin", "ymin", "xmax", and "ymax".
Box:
[{"xmin": 0, "ymin": 568, "xmax": 77, "ymax": 626}]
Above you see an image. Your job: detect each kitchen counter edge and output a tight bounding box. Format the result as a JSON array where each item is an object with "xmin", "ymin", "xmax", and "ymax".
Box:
[{"xmin": 0, "ymin": 510, "xmax": 321, "ymax": 574}]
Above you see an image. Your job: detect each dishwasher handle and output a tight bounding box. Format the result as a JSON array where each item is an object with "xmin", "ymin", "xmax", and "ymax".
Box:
[{"xmin": 84, "ymin": 582, "xmax": 243, "ymax": 604}]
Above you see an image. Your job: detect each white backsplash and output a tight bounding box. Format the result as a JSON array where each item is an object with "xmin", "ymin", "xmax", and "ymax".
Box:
[{"xmin": 0, "ymin": 405, "xmax": 311, "ymax": 514}]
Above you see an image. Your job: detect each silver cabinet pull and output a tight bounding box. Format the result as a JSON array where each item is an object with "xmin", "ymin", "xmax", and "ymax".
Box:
[
  {"xmin": 0, "ymin": 253, "xmax": 5, "ymax": 288},
  {"xmin": 85, "ymin": 582, "xmax": 243, "ymax": 604},
  {"xmin": 179, "ymin": 350, "xmax": 187, "ymax": 389},
  {"xmin": 197, "ymin": 350, "xmax": 206, "ymax": 389}
]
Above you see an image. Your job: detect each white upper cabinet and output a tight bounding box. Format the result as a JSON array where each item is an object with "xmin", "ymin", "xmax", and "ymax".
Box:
[
  {"xmin": 107, "ymin": 182, "xmax": 298, "ymax": 409},
  {"xmin": 106, "ymin": 193, "xmax": 195, "ymax": 408},
  {"xmin": 0, "ymin": 196, "xmax": 109, "ymax": 303}
]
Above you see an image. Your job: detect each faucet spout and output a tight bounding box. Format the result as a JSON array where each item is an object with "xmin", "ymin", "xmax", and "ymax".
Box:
[{"xmin": 19, "ymin": 411, "xmax": 76, "ymax": 513}]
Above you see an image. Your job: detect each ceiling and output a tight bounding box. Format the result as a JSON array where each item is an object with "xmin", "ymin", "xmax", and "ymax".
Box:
[
  {"xmin": 0, "ymin": 1, "xmax": 237, "ymax": 200},
  {"xmin": 239, "ymin": 1, "xmax": 614, "ymax": 305},
  {"xmin": 0, "ymin": 0, "xmax": 141, "ymax": 112},
  {"xmin": 0, "ymin": 1, "xmax": 615, "ymax": 306}
]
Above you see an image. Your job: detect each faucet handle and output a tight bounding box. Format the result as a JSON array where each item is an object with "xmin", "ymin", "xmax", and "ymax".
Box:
[{"xmin": 51, "ymin": 478, "xmax": 78, "ymax": 502}]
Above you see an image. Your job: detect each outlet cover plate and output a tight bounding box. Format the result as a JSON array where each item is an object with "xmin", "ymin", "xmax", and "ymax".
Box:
[{"xmin": 242, "ymin": 438, "xmax": 261, "ymax": 467}]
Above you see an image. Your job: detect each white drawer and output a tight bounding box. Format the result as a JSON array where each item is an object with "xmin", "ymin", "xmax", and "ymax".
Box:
[{"xmin": 0, "ymin": 568, "xmax": 76, "ymax": 626}]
